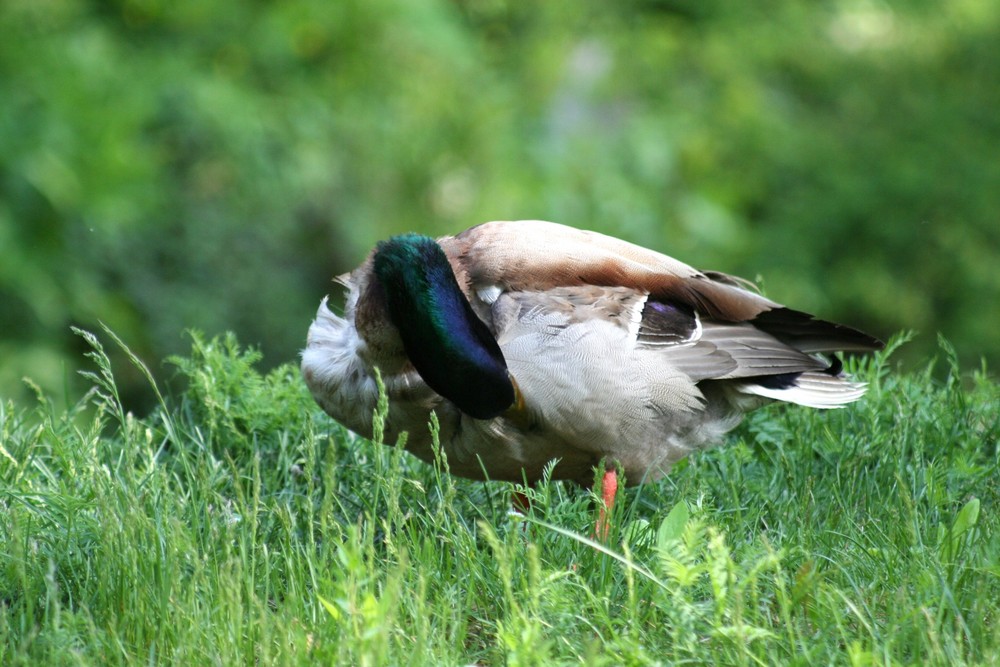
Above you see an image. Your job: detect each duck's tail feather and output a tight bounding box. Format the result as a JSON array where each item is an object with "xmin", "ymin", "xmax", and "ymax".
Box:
[{"xmin": 737, "ymin": 369, "xmax": 868, "ymax": 409}]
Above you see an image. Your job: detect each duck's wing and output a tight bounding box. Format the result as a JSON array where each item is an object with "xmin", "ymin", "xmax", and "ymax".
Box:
[
  {"xmin": 442, "ymin": 220, "xmax": 882, "ymax": 354},
  {"xmin": 491, "ymin": 283, "xmax": 867, "ymax": 418}
]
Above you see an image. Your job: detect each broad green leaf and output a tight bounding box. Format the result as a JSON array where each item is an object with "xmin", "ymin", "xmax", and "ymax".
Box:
[{"xmin": 657, "ymin": 501, "xmax": 689, "ymax": 549}]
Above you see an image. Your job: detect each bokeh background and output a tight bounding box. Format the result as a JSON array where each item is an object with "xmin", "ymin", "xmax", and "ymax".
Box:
[{"xmin": 2, "ymin": 0, "xmax": 999, "ymax": 410}]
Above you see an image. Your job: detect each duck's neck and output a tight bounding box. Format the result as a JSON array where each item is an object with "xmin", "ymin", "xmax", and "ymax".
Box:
[{"xmin": 372, "ymin": 234, "xmax": 514, "ymax": 420}]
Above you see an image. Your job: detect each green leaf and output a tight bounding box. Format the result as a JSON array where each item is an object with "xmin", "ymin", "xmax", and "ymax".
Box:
[
  {"xmin": 657, "ymin": 501, "xmax": 689, "ymax": 549},
  {"xmin": 953, "ymin": 497, "xmax": 980, "ymax": 537},
  {"xmin": 317, "ymin": 595, "xmax": 342, "ymax": 621}
]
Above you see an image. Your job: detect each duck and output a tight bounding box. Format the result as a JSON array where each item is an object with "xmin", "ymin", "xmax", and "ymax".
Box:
[{"xmin": 302, "ymin": 220, "xmax": 882, "ymax": 534}]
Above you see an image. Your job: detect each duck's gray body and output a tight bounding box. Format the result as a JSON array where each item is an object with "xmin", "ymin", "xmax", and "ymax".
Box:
[{"xmin": 302, "ymin": 220, "xmax": 881, "ymax": 486}]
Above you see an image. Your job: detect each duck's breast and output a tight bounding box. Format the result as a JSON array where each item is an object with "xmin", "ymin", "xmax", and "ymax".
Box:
[{"xmin": 490, "ymin": 286, "xmax": 721, "ymax": 483}]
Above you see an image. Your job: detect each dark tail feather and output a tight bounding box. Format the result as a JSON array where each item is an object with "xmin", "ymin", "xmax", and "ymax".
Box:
[{"xmin": 752, "ymin": 308, "xmax": 884, "ymax": 354}]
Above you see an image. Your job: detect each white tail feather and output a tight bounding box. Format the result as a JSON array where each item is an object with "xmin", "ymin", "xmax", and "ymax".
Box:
[{"xmin": 738, "ymin": 372, "xmax": 868, "ymax": 409}]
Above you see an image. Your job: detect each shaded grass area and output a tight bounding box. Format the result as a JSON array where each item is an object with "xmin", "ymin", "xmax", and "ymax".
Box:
[{"xmin": 1, "ymin": 330, "xmax": 998, "ymax": 665}]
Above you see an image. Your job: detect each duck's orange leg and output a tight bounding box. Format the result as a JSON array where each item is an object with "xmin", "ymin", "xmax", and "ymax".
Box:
[{"xmin": 595, "ymin": 468, "xmax": 618, "ymax": 542}]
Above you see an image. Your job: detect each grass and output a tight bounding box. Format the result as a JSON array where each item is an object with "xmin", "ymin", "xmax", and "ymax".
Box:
[{"xmin": 1, "ymin": 328, "xmax": 998, "ymax": 666}]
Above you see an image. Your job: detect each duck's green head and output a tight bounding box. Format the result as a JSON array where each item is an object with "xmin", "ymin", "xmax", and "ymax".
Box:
[{"xmin": 372, "ymin": 233, "xmax": 514, "ymax": 420}]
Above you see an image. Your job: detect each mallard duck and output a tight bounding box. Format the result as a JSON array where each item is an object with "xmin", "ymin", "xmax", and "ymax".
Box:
[{"xmin": 302, "ymin": 220, "xmax": 882, "ymax": 529}]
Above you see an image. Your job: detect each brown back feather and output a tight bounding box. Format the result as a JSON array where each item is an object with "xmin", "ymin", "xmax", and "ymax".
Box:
[{"xmin": 442, "ymin": 220, "xmax": 883, "ymax": 354}]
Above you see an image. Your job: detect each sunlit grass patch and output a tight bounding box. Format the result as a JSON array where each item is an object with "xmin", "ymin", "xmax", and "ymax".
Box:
[{"xmin": 1, "ymin": 330, "xmax": 998, "ymax": 665}]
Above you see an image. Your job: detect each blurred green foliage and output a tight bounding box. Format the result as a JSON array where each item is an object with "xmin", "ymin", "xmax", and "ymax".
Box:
[{"xmin": 2, "ymin": 0, "xmax": 999, "ymax": 407}]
